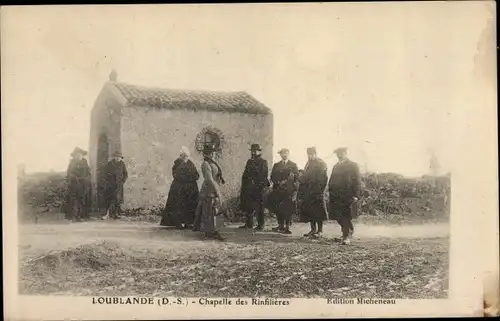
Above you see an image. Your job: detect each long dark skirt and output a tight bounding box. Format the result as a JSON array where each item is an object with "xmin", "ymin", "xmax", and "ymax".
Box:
[
  {"xmin": 64, "ymin": 183, "xmax": 90, "ymax": 220},
  {"xmin": 160, "ymin": 180, "xmax": 199, "ymax": 227},
  {"xmin": 65, "ymin": 193, "xmax": 85, "ymax": 220},
  {"xmin": 193, "ymin": 196, "xmax": 224, "ymax": 234}
]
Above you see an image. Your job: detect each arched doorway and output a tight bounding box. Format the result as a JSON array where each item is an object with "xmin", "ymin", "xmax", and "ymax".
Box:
[{"xmin": 97, "ymin": 133, "xmax": 109, "ymax": 211}]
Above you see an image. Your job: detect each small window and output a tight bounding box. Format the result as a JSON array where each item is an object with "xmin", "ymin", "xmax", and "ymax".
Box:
[
  {"xmin": 195, "ymin": 127, "xmax": 224, "ymax": 152},
  {"xmin": 203, "ymin": 131, "xmax": 219, "ymax": 146}
]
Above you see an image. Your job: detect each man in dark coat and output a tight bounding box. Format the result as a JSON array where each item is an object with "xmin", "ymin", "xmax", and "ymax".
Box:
[
  {"xmin": 327, "ymin": 147, "xmax": 361, "ymax": 245},
  {"xmin": 64, "ymin": 147, "xmax": 91, "ymax": 222},
  {"xmin": 103, "ymin": 151, "xmax": 128, "ymax": 219},
  {"xmin": 299, "ymin": 147, "xmax": 328, "ymax": 238},
  {"xmin": 239, "ymin": 144, "xmax": 270, "ymax": 230},
  {"xmin": 270, "ymin": 148, "xmax": 299, "ymax": 234}
]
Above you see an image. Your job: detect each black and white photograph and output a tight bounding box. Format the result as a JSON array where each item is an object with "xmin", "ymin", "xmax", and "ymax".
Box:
[{"xmin": 2, "ymin": 2, "xmax": 498, "ymax": 319}]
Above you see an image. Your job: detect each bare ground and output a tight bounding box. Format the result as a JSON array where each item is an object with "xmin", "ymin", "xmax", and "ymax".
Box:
[{"xmin": 18, "ymin": 219, "xmax": 449, "ymax": 299}]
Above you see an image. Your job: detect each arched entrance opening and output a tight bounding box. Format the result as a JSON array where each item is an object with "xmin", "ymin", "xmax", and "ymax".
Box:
[{"xmin": 97, "ymin": 133, "xmax": 109, "ymax": 211}]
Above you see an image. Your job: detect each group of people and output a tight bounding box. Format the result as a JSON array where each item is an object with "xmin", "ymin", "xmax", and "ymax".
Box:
[
  {"xmin": 64, "ymin": 141, "xmax": 361, "ymax": 245},
  {"xmin": 161, "ymin": 143, "xmax": 361, "ymax": 245},
  {"xmin": 63, "ymin": 148, "xmax": 128, "ymax": 222},
  {"xmin": 160, "ymin": 144, "xmax": 226, "ymax": 240}
]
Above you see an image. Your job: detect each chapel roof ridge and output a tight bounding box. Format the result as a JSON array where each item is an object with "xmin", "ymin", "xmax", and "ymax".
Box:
[
  {"xmin": 110, "ymin": 80, "xmax": 247, "ymax": 95},
  {"xmin": 108, "ymin": 80, "xmax": 272, "ymax": 115}
]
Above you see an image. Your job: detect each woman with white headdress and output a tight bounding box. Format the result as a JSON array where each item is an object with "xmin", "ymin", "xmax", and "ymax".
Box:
[{"xmin": 160, "ymin": 146, "xmax": 200, "ymax": 229}]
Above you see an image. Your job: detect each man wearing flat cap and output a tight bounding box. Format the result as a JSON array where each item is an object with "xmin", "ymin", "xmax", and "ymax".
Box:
[
  {"xmin": 239, "ymin": 144, "xmax": 270, "ymax": 230},
  {"xmin": 102, "ymin": 151, "xmax": 128, "ymax": 219},
  {"xmin": 270, "ymin": 148, "xmax": 299, "ymax": 234},
  {"xmin": 298, "ymin": 147, "xmax": 329, "ymax": 238},
  {"xmin": 327, "ymin": 147, "xmax": 361, "ymax": 245},
  {"xmin": 64, "ymin": 147, "xmax": 91, "ymax": 222}
]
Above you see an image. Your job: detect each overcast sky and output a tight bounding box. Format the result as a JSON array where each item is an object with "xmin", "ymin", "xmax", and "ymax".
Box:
[{"xmin": 2, "ymin": 3, "xmax": 492, "ymax": 176}]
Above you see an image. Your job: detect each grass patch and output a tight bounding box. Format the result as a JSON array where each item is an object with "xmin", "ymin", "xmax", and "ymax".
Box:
[{"xmin": 20, "ymin": 237, "xmax": 449, "ymax": 299}]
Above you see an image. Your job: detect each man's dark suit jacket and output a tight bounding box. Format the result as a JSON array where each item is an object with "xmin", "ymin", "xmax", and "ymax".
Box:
[
  {"xmin": 271, "ymin": 160, "xmax": 299, "ymax": 194},
  {"xmin": 269, "ymin": 159, "xmax": 299, "ymax": 218},
  {"xmin": 240, "ymin": 155, "xmax": 270, "ymax": 213}
]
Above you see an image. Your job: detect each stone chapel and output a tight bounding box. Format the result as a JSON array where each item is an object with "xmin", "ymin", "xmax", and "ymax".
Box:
[{"xmin": 89, "ymin": 71, "xmax": 273, "ymax": 211}]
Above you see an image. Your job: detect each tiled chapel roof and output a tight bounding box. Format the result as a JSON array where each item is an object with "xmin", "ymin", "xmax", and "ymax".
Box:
[{"xmin": 111, "ymin": 82, "xmax": 271, "ymax": 115}]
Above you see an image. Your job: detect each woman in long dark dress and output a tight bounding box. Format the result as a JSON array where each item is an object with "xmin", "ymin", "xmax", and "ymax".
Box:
[
  {"xmin": 160, "ymin": 147, "xmax": 200, "ymax": 229},
  {"xmin": 192, "ymin": 143, "xmax": 225, "ymax": 241},
  {"xmin": 64, "ymin": 147, "xmax": 91, "ymax": 222}
]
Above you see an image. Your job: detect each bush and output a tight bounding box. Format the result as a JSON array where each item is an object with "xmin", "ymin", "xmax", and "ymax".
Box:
[
  {"xmin": 359, "ymin": 173, "xmax": 450, "ymax": 217},
  {"xmin": 221, "ymin": 173, "xmax": 451, "ymax": 221},
  {"xmin": 18, "ymin": 172, "xmax": 68, "ymax": 220},
  {"xmin": 18, "ymin": 171, "xmax": 450, "ymax": 223}
]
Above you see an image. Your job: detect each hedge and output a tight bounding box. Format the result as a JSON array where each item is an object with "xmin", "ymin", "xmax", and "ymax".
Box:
[{"xmin": 18, "ymin": 172, "xmax": 450, "ymax": 223}]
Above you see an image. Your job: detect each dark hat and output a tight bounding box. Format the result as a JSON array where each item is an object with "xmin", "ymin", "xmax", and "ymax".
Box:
[
  {"xmin": 112, "ymin": 151, "xmax": 123, "ymax": 158},
  {"xmin": 249, "ymin": 144, "xmax": 262, "ymax": 151},
  {"xmin": 334, "ymin": 147, "xmax": 348, "ymax": 154},
  {"xmin": 70, "ymin": 147, "xmax": 87, "ymax": 157},
  {"xmin": 277, "ymin": 148, "xmax": 290, "ymax": 154},
  {"xmin": 202, "ymin": 143, "xmax": 217, "ymax": 152},
  {"xmin": 307, "ymin": 147, "xmax": 317, "ymax": 154}
]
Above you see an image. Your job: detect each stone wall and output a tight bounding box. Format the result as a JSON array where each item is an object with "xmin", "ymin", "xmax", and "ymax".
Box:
[
  {"xmin": 120, "ymin": 105, "xmax": 273, "ymax": 209},
  {"xmin": 88, "ymin": 84, "xmax": 125, "ymax": 210}
]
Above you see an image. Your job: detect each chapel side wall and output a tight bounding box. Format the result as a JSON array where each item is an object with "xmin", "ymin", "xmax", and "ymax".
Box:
[
  {"xmin": 89, "ymin": 106, "xmax": 99, "ymax": 207},
  {"xmin": 106, "ymin": 102, "xmax": 123, "ymax": 157},
  {"xmin": 88, "ymin": 87, "xmax": 123, "ymax": 210},
  {"xmin": 89, "ymin": 94, "xmax": 109, "ymax": 208},
  {"xmin": 120, "ymin": 105, "xmax": 273, "ymax": 210}
]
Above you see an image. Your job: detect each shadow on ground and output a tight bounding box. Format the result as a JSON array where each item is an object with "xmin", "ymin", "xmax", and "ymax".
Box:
[{"xmin": 153, "ymin": 226, "xmax": 331, "ymax": 246}]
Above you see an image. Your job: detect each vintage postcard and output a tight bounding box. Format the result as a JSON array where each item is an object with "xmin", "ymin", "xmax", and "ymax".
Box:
[{"xmin": 2, "ymin": 2, "xmax": 498, "ymax": 319}]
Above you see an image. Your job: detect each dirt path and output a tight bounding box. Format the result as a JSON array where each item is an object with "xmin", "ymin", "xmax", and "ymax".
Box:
[
  {"xmin": 19, "ymin": 220, "xmax": 449, "ymax": 298},
  {"xmin": 19, "ymin": 220, "xmax": 449, "ymax": 258}
]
